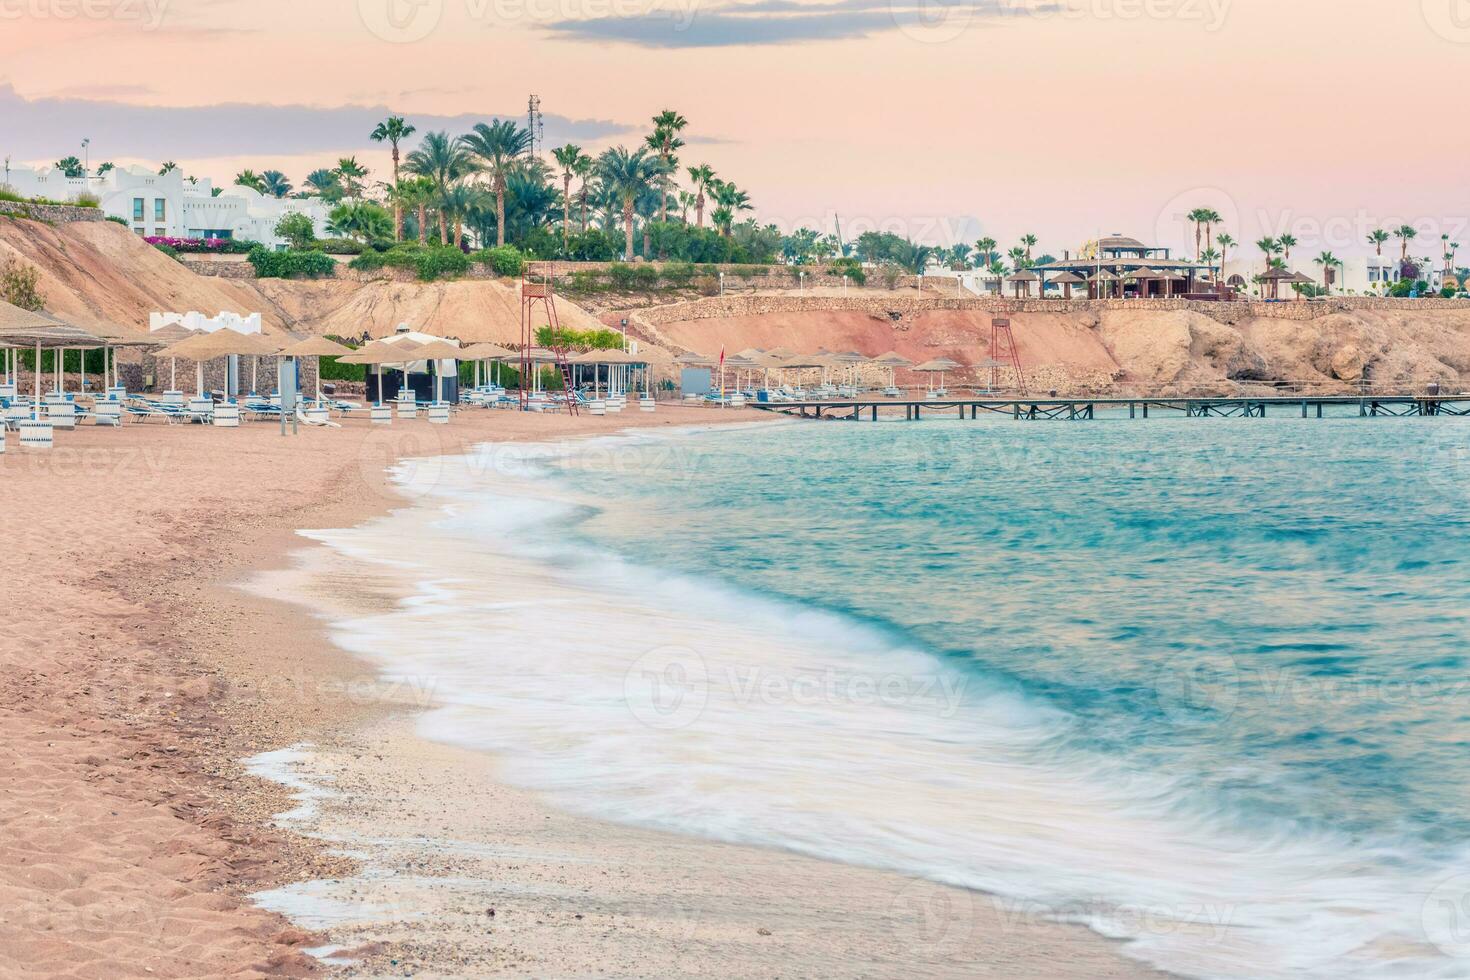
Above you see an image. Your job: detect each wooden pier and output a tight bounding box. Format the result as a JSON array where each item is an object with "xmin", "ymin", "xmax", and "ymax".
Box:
[{"xmin": 749, "ymin": 395, "xmax": 1470, "ymax": 422}]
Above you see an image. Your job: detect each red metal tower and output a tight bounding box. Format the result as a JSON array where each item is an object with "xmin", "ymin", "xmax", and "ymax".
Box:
[
  {"xmin": 989, "ymin": 317, "xmax": 1027, "ymax": 394},
  {"xmin": 520, "ymin": 264, "xmax": 578, "ymax": 414}
]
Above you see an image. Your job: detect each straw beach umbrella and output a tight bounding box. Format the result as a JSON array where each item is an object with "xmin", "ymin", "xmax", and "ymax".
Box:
[
  {"xmin": 1050, "ymin": 270, "xmax": 1085, "ymax": 299},
  {"xmin": 277, "ymin": 336, "xmax": 352, "ymax": 403},
  {"xmin": 913, "ymin": 357, "xmax": 960, "ymax": 394},
  {"xmin": 458, "ymin": 342, "xmax": 515, "ymax": 388},
  {"xmin": 1005, "ymin": 270, "xmax": 1039, "ymax": 298},
  {"xmin": 0, "ymin": 305, "xmax": 104, "ymax": 421},
  {"xmin": 154, "ymin": 330, "xmax": 279, "ymax": 401},
  {"xmin": 340, "ymin": 338, "xmax": 424, "ymax": 404},
  {"xmin": 410, "ymin": 339, "xmax": 462, "ymax": 405}
]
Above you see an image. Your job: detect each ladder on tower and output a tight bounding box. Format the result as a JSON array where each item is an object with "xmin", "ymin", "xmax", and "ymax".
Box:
[
  {"xmin": 990, "ymin": 317, "xmax": 1027, "ymax": 394},
  {"xmin": 520, "ymin": 266, "xmax": 578, "ymax": 414}
]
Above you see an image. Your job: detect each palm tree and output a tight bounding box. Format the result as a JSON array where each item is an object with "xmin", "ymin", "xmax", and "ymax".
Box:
[
  {"xmin": 645, "ymin": 110, "xmax": 688, "ymax": 223},
  {"xmin": 460, "ymin": 120, "xmax": 533, "ymax": 247},
  {"xmin": 1215, "ymin": 233, "xmax": 1235, "ymax": 282},
  {"xmin": 405, "ymin": 132, "xmax": 471, "ymax": 245},
  {"xmin": 597, "ymin": 146, "xmax": 663, "ymax": 260},
  {"xmin": 370, "ymin": 116, "xmax": 416, "ymax": 242},
  {"xmin": 1255, "ymin": 237, "xmax": 1278, "ymax": 277},
  {"xmin": 396, "ymin": 177, "xmax": 436, "ymax": 245},
  {"xmin": 1395, "ymin": 224, "xmax": 1417, "ymax": 262},
  {"xmin": 1200, "ymin": 209, "xmax": 1222, "ymax": 258},
  {"xmin": 441, "ymin": 183, "xmax": 486, "ymax": 249},
  {"xmin": 551, "ymin": 144, "xmax": 587, "ymax": 249},
  {"xmin": 686, "ymin": 164, "xmax": 715, "ymax": 229},
  {"xmin": 234, "ymin": 169, "xmax": 266, "ymax": 193},
  {"xmin": 305, "ymin": 169, "xmax": 342, "ymax": 201},
  {"xmin": 96, "ymin": 162, "xmax": 115, "ymax": 176},
  {"xmin": 334, "ymin": 157, "xmax": 369, "ymax": 200},
  {"xmin": 1277, "ymin": 233, "xmax": 1297, "ymax": 264},
  {"xmin": 158, "ymin": 161, "xmax": 178, "ymax": 176},
  {"xmin": 53, "ymin": 156, "xmax": 84, "ymax": 177},
  {"xmin": 1368, "ymin": 229, "xmax": 1389, "ymax": 256},
  {"xmin": 573, "ymin": 155, "xmax": 596, "ymax": 234},
  {"xmin": 261, "ymin": 170, "xmax": 292, "ymax": 198},
  {"xmin": 1187, "ymin": 208, "xmax": 1211, "ymax": 260},
  {"xmin": 677, "ymin": 190, "xmax": 697, "ymax": 223},
  {"xmin": 711, "ymin": 180, "xmax": 751, "ymax": 237},
  {"xmin": 1314, "ymin": 252, "xmax": 1341, "ymax": 293},
  {"xmin": 1021, "ymin": 234, "xmax": 1037, "ymax": 261},
  {"xmin": 975, "ymin": 237, "xmax": 997, "ymax": 267}
]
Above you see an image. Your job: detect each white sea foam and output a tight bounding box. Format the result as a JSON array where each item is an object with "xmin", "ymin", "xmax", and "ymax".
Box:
[{"xmin": 294, "ymin": 430, "xmax": 1470, "ymax": 980}]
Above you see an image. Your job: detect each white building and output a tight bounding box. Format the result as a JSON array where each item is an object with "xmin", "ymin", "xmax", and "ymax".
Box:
[
  {"xmin": 0, "ymin": 163, "xmax": 330, "ymax": 249},
  {"xmin": 1222, "ymin": 255, "xmax": 1444, "ymax": 297}
]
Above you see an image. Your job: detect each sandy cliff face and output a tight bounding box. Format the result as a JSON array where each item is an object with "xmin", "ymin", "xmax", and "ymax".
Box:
[
  {"xmin": 0, "ymin": 220, "xmax": 605, "ymax": 342},
  {"xmin": 7, "ymin": 219, "xmax": 1470, "ymax": 392}
]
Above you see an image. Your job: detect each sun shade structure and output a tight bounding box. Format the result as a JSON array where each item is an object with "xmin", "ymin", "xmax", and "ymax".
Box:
[
  {"xmin": 1004, "ymin": 269, "xmax": 1040, "ymax": 297},
  {"xmin": 277, "ymin": 336, "xmax": 353, "ymax": 358},
  {"xmin": 458, "ymin": 343, "xmax": 515, "ymax": 360},
  {"xmin": 0, "ymin": 314, "xmax": 106, "ymax": 421},
  {"xmin": 1049, "ymin": 270, "xmax": 1085, "ymax": 299}
]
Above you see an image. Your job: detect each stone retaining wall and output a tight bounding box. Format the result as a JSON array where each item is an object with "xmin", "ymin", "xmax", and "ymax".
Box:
[
  {"xmin": 0, "ymin": 200, "xmax": 106, "ymax": 223},
  {"xmin": 634, "ymin": 293, "xmax": 1470, "ymax": 327},
  {"xmin": 179, "ymin": 258, "xmax": 259, "ymax": 279}
]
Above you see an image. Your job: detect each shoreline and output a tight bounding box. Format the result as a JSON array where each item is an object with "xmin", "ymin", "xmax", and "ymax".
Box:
[{"xmin": 0, "ymin": 409, "xmax": 1165, "ymax": 978}]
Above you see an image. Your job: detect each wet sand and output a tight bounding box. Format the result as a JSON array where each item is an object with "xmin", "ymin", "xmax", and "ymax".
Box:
[{"xmin": 0, "ymin": 405, "xmax": 1167, "ymax": 978}]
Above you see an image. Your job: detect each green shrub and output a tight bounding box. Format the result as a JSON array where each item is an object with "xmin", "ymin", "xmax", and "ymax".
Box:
[
  {"xmin": 105, "ymin": 215, "xmax": 129, "ymax": 227},
  {"xmin": 661, "ymin": 262, "xmax": 695, "ymax": 287},
  {"xmin": 312, "ymin": 237, "xmax": 366, "ymax": 255},
  {"xmin": 734, "ymin": 265, "xmax": 761, "ymax": 279},
  {"xmin": 827, "ymin": 257, "xmax": 865, "ymax": 285},
  {"xmin": 568, "ymin": 269, "xmax": 604, "ymax": 293},
  {"xmin": 274, "ymin": 212, "xmax": 316, "ymax": 250},
  {"xmin": 473, "ymin": 245, "xmax": 525, "ymax": 277},
  {"xmin": 1441, "ymin": 286, "xmax": 1458, "ymax": 299},
  {"xmin": 152, "ymin": 243, "xmax": 181, "ymax": 261},
  {"xmin": 318, "ymin": 353, "xmax": 365, "ymax": 382},
  {"xmin": 632, "ymin": 265, "xmax": 658, "ymax": 290},
  {"xmin": 0, "ymin": 188, "xmax": 23, "ymax": 204},
  {"xmin": 415, "ymin": 247, "xmax": 470, "ymax": 281},
  {"xmin": 608, "ymin": 264, "xmax": 637, "ymax": 291},
  {"xmin": 72, "ymin": 193, "xmax": 101, "ymax": 208},
  {"xmin": 248, "ymin": 247, "xmax": 337, "ymax": 279}
]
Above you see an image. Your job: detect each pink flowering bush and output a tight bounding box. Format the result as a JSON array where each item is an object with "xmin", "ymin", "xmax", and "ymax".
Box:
[{"xmin": 143, "ymin": 236, "xmax": 259, "ymax": 254}]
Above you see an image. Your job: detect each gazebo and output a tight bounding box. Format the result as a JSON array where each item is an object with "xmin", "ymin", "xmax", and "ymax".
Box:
[
  {"xmin": 1257, "ymin": 267, "xmax": 1296, "ymax": 300},
  {"xmin": 1049, "ymin": 271, "xmax": 1085, "ymax": 300},
  {"xmin": 1005, "ymin": 270, "xmax": 1040, "ymax": 298}
]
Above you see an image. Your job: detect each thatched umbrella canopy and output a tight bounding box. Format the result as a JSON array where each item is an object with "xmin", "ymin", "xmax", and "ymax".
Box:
[
  {"xmin": 1004, "ymin": 269, "xmax": 1040, "ymax": 298},
  {"xmin": 1050, "ymin": 270, "xmax": 1085, "ymax": 299},
  {"xmin": 0, "ymin": 316, "xmax": 105, "ymax": 419}
]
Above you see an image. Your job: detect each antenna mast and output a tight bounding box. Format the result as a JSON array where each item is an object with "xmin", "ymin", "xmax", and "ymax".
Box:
[{"xmin": 527, "ymin": 95, "xmax": 544, "ymax": 157}]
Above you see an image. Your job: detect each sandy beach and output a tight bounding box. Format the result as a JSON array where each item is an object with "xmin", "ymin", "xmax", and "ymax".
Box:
[{"xmin": 0, "ymin": 406, "xmax": 1166, "ymax": 979}]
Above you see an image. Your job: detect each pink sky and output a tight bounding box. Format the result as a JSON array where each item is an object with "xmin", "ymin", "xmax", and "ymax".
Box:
[{"xmin": 2, "ymin": 0, "xmax": 1467, "ymax": 258}]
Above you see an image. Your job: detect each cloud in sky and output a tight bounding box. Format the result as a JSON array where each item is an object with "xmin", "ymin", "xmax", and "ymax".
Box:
[
  {"xmin": 539, "ymin": 0, "xmax": 1059, "ymax": 48},
  {"xmin": 0, "ymin": 84, "xmax": 628, "ymax": 163}
]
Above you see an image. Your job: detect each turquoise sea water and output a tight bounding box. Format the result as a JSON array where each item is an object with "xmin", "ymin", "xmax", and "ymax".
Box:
[{"xmin": 315, "ymin": 417, "xmax": 1470, "ymax": 979}]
